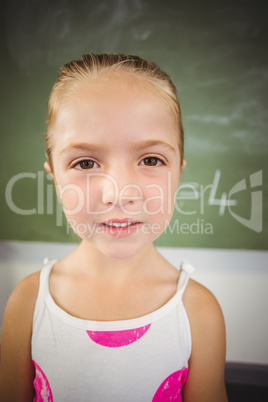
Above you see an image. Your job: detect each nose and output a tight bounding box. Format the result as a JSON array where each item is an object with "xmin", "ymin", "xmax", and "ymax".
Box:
[{"xmin": 101, "ymin": 167, "xmax": 143, "ymax": 209}]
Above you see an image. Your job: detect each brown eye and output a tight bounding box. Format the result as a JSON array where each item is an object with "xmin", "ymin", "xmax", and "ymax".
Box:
[
  {"xmin": 142, "ymin": 157, "xmax": 163, "ymax": 166},
  {"xmin": 76, "ymin": 160, "xmax": 96, "ymax": 169}
]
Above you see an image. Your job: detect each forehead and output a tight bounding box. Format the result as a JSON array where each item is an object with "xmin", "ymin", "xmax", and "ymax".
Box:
[
  {"xmin": 65, "ymin": 70, "xmax": 175, "ymax": 116},
  {"xmin": 52, "ymin": 72, "xmax": 179, "ymax": 152}
]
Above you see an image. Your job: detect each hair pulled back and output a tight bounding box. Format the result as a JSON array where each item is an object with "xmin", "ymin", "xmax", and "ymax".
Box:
[{"xmin": 45, "ymin": 53, "xmax": 184, "ymax": 171}]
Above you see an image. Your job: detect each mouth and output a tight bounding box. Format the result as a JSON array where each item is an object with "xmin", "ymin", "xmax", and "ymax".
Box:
[
  {"xmin": 101, "ymin": 219, "xmax": 142, "ymax": 227},
  {"xmin": 99, "ymin": 219, "xmax": 143, "ymax": 237}
]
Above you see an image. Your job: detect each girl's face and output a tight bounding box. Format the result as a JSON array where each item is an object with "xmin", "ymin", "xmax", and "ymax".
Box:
[{"xmin": 46, "ymin": 74, "xmax": 184, "ymax": 259}]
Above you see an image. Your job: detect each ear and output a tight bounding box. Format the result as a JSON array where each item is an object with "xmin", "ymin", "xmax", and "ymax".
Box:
[
  {"xmin": 177, "ymin": 159, "xmax": 187, "ymax": 187},
  {"xmin": 44, "ymin": 161, "xmax": 53, "ymax": 178},
  {"xmin": 44, "ymin": 161, "xmax": 62, "ymax": 201}
]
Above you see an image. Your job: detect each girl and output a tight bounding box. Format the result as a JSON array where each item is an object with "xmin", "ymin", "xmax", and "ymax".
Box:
[{"xmin": 0, "ymin": 54, "xmax": 227, "ymax": 401}]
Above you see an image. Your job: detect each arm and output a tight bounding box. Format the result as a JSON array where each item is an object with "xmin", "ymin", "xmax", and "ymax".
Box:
[
  {"xmin": 182, "ymin": 280, "xmax": 228, "ymax": 402},
  {"xmin": 0, "ymin": 272, "xmax": 40, "ymax": 402}
]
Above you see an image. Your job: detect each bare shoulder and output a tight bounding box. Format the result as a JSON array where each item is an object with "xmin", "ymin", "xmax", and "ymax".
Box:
[
  {"xmin": 182, "ymin": 278, "xmax": 226, "ymax": 356},
  {"xmin": 0, "ymin": 271, "xmax": 41, "ymax": 401},
  {"xmin": 1, "ymin": 269, "xmax": 41, "ymax": 353},
  {"xmin": 3, "ymin": 270, "xmax": 41, "ymax": 321},
  {"xmin": 182, "ymin": 279, "xmax": 227, "ymax": 401},
  {"xmin": 183, "ymin": 278, "xmax": 225, "ymax": 324}
]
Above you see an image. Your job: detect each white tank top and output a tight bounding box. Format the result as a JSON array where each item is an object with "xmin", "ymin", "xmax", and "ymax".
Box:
[{"xmin": 32, "ymin": 259, "xmax": 194, "ymax": 402}]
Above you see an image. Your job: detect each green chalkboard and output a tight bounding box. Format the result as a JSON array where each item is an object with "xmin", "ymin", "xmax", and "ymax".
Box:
[{"xmin": 1, "ymin": 0, "xmax": 267, "ymax": 250}]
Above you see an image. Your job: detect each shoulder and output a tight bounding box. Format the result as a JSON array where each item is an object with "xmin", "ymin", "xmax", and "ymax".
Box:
[
  {"xmin": 0, "ymin": 271, "xmax": 41, "ymax": 401},
  {"xmin": 1, "ymin": 270, "xmax": 41, "ymax": 354},
  {"xmin": 1, "ymin": 270, "xmax": 41, "ymax": 347},
  {"xmin": 183, "ymin": 278, "xmax": 225, "ymax": 324},
  {"xmin": 182, "ymin": 279, "xmax": 227, "ymax": 401},
  {"xmin": 3, "ymin": 270, "xmax": 41, "ymax": 322},
  {"xmin": 183, "ymin": 278, "xmax": 226, "ymax": 349}
]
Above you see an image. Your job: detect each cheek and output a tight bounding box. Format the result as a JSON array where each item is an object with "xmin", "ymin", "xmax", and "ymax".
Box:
[
  {"xmin": 60, "ymin": 176, "xmax": 112, "ymax": 222},
  {"xmin": 59, "ymin": 173, "xmax": 104, "ymax": 211},
  {"xmin": 143, "ymin": 175, "xmax": 178, "ymax": 217},
  {"xmin": 60, "ymin": 183, "xmax": 87, "ymax": 215}
]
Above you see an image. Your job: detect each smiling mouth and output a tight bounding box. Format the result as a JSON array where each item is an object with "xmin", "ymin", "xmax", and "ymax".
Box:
[
  {"xmin": 100, "ymin": 220, "xmax": 142, "ymax": 228},
  {"xmin": 99, "ymin": 219, "xmax": 143, "ymax": 237},
  {"xmin": 103, "ymin": 222, "xmax": 140, "ymax": 228}
]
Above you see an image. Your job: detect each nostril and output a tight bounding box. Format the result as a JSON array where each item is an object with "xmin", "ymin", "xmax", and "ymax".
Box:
[{"xmin": 119, "ymin": 184, "xmax": 144, "ymax": 205}]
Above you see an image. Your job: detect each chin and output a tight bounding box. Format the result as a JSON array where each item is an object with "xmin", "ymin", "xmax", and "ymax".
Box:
[{"xmin": 90, "ymin": 240, "xmax": 148, "ymax": 261}]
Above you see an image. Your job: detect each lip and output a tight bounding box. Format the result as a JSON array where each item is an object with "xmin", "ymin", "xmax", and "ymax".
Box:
[
  {"xmin": 98, "ymin": 218, "xmax": 143, "ymax": 238},
  {"xmin": 101, "ymin": 218, "xmax": 142, "ymax": 225}
]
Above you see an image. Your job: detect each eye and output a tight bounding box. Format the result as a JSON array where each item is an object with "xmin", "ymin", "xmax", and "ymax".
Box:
[
  {"xmin": 140, "ymin": 156, "xmax": 165, "ymax": 166},
  {"xmin": 73, "ymin": 159, "xmax": 99, "ymax": 169}
]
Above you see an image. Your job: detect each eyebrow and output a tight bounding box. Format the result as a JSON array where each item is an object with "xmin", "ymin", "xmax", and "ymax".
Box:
[
  {"xmin": 130, "ymin": 139, "xmax": 176, "ymax": 153},
  {"xmin": 60, "ymin": 142, "xmax": 104, "ymax": 156},
  {"xmin": 60, "ymin": 139, "xmax": 176, "ymax": 156}
]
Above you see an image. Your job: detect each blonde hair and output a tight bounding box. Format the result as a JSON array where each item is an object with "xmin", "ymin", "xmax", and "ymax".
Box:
[{"xmin": 45, "ymin": 53, "xmax": 184, "ymax": 171}]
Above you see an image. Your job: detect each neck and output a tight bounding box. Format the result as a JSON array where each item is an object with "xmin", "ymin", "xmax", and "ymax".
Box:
[{"xmin": 68, "ymin": 240, "xmax": 160, "ymax": 285}]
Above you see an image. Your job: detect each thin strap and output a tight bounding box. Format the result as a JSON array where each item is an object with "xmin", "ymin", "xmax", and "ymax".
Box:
[
  {"xmin": 43, "ymin": 257, "xmax": 56, "ymax": 267},
  {"xmin": 176, "ymin": 260, "xmax": 195, "ymax": 296},
  {"xmin": 33, "ymin": 258, "xmax": 57, "ymax": 325}
]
